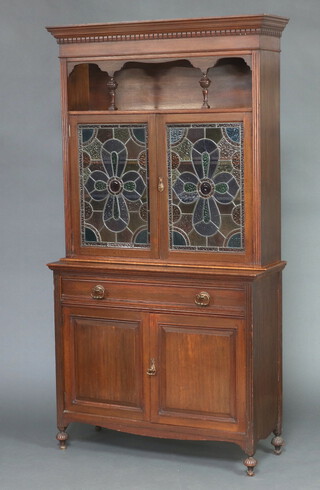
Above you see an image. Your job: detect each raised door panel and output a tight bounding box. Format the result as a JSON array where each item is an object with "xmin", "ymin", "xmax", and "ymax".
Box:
[
  {"xmin": 150, "ymin": 313, "xmax": 246, "ymax": 432},
  {"xmin": 62, "ymin": 306, "xmax": 149, "ymax": 420}
]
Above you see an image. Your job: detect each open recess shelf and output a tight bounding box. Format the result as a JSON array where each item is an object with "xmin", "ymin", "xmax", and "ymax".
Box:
[{"xmin": 67, "ymin": 57, "xmax": 252, "ymax": 111}]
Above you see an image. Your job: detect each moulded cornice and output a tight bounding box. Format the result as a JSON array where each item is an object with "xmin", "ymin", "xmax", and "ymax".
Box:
[{"xmin": 46, "ymin": 14, "xmax": 289, "ymax": 44}]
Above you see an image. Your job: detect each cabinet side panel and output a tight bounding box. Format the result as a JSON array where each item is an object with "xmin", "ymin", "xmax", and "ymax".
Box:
[
  {"xmin": 252, "ymin": 272, "xmax": 282, "ymax": 441},
  {"xmin": 52, "ymin": 272, "xmax": 66, "ymax": 428},
  {"xmin": 257, "ymin": 51, "xmax": 281, "ymax": 264},
  {"xmin": 60, "ymin": 59, "xmax": 73, "ymax": 256}
]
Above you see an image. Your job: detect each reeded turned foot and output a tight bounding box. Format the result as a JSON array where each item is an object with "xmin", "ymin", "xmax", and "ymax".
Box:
[
  {"xmin": 271, "ymin": 435, "xmax": 284, "ymax": 455},
  {"xmin": 243, "ymin": 456, "xmax": 257, "ymax": 476},
  {"xmin": 56, "ymin": 429, "xmax": 69, "ymax": 450}
]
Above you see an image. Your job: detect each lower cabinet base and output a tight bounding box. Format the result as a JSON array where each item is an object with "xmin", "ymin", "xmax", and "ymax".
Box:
[
  {"xmin": 55, "ymin": 419, "xmax": 284, "ymax": 476},
  {"xmin": 49, "ymin": 264, "xmax": 285, "ymax": 477}
]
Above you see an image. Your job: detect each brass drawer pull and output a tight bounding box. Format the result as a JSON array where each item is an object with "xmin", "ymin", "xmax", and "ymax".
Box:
[
  {"xmin": 146, "ymin": 358, "xmax": 156, "ymax": 376},
  {"xmin": 91, "ymin": 285, "xmax": 106, "ymax": 300},
  {"xmin": 195, "ymin": 291, "xmax": 210, "ymax": 307}
]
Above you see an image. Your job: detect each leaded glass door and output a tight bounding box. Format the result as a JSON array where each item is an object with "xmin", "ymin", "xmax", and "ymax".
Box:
[
  {"xmin": 68, "ymin": 112, "xmax": 252, "ymax": 263},
  {"xmin": 157, "ymin": 113, "xmax": 253, "ymax": 264},
  {"xmin": 68, "ymin": 114, "xmax": 159, "ymax": 258}
]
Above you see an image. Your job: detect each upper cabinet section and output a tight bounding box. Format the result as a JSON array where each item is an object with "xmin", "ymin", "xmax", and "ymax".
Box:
[{"xmin": 47, "ymin": 15, "xmax": 288, "ymax": 267}]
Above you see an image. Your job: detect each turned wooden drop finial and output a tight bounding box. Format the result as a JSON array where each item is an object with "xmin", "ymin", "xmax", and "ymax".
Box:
[
  {"xmin": 107, "ymin": 76, "xmax": 118, "ymax": 110},
  {"xmin": 271, "ymin": 434, "xmax": 285, "ymax": 455},
  {"xmin": 243, "ymin": 456, "xmax": 257, "ymax": 476},
  {"xmin": 199, "ymin": 72, "xmax": 211, "ymax": 109},
  {"xmin": 56, "ymin": 428, "xmax": 69, "ymax": 450}
]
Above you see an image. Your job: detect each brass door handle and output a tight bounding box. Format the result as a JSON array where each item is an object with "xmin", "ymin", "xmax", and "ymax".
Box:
[
  {"xmin": 146, "ymin": 358, "xmax": 156, "ymax": 376},
  {"xmin": 158, "ymin": 177, "xmax": 164, "ymax": 192},
  {"xmin": 195, "ymin": 291, "xmax": 210, "ymax": 307},
  {"xmin": 91, "ymin": 285, "xmax": 106, "ymax": 300}
]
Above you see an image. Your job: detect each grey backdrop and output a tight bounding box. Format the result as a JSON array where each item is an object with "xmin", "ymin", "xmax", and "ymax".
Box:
[{"xmin": 1, "ymin": 0, "xmax": 319, "ymax": 489}]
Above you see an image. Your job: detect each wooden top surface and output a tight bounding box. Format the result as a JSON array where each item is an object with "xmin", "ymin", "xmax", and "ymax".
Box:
[
  {"xmin": 47, "ymin": 14, "xmax": 289, "ymax": 44},
  {"xmin": 47, "ymin": 258, "xmax": 287, "ymax": 280}
]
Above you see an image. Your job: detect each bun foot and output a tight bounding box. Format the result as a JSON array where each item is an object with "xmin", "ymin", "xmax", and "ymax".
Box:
[
  {"xmin": 243, "ymin": 456, "xmax": 257, "ymax": 476},
  {"xmin": 56, "ymin": 428, "xmax": 69, "ymax": 449},
  {"xmin": 271, "ymin": 435, "xmax": 284, "ymax": 455}
]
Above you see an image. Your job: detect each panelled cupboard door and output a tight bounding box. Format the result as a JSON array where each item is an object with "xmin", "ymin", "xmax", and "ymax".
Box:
[
  {"xmin": 149, "ymin": 313, "xmax": 247, "ymax": 433},
  {"xmin": 62, "ymin": 306, "xmax": 149, "ymax": 420},
  {"xmin": 68, "ymin": 114, "xmax": 159, "ymax": 259}
]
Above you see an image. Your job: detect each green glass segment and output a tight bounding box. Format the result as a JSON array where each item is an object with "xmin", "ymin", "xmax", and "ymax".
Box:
[
  {"xmin": 202, "ymin": 152, "xmax": 210, "ymax": 177},
  {"xmin": 124, "ymin": 182, "xmax": 135, "ymax": 191},
  {"xmin": 95, "ymin": 180, "xmax": 107, "ymax": 191},
  {"xmin": 184, "ymin": 183, "xmax": 197, "ymax": 192},
  {"xmin": 215, "ymin": 183, "xmax": 228, "ymax": 193},
  {"xmin": 111, "ymin": 151, "xmax": 118, "ymax": 170}
]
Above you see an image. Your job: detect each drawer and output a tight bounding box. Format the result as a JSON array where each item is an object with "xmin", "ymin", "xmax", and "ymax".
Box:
[{"xmin": 61, "ymin": 277, "xmax": 245, "ymax": 311}]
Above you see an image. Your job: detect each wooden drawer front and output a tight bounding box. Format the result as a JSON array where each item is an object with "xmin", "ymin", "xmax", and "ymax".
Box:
[{"xmin": 61, "ymin": 277, "xmax": 245, "ymax": 311}]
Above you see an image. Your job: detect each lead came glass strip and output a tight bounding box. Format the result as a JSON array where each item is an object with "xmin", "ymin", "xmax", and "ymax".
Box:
[
  {"xmin": 79, "ymin": 124, "xmax": 150, "ymax": 249},
  {"xmin": 167, "ymin": 122, "xmax": 244, "ymax": 252}
]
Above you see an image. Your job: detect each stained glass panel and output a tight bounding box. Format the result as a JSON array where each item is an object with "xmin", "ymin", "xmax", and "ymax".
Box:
[
  {"xmin": 167, "ymin": 123, "xmax": 244, "ymax": 252},
  {"xmin": 79, "ymin": 124, "xmax": 150, "ymax": 248}
]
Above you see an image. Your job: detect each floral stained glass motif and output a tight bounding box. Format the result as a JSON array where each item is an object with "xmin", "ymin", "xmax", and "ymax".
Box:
[
  {"xmin": 167, "ymin": 123, "xmax": 244, "ymax": 252},
  {"xmin": 79, "ymin": 124, "xmax": 149, "ymax": 248}
]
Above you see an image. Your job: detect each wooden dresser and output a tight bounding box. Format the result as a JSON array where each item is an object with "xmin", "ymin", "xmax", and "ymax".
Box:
[{"xmin": 47, "ymin": 14, "xmax": 288, "ymax": 476}]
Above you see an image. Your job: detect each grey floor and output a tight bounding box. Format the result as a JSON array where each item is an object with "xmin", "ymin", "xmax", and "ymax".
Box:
[{"xmin": 1, "ymin": 398, "xmax": 320, "ymax": 490}]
